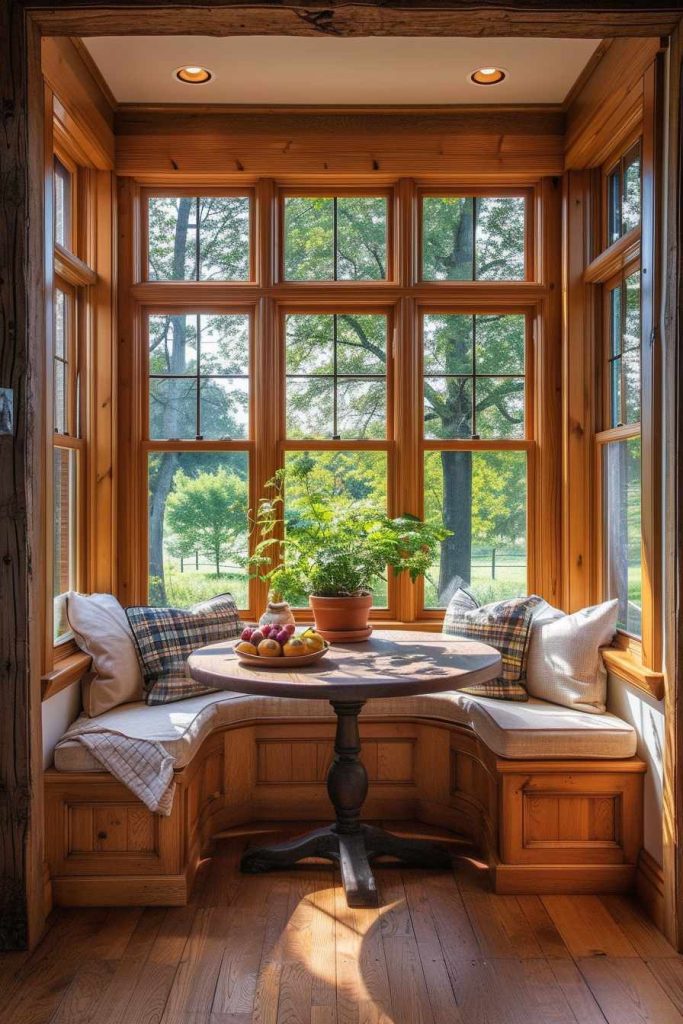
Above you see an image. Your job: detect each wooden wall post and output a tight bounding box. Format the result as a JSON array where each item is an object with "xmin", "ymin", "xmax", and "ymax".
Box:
[{"xmin": 0, "ymin": 0, "xmax": 46, "ymax": 950}]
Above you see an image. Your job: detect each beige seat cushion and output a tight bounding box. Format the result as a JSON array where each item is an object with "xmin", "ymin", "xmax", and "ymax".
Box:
[{"xmin": 53, "ymin": 689, "xmax": 636, "ymax": 772}]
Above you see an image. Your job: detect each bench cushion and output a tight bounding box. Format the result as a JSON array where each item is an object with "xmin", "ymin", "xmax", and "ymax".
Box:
[{"xmin": 53, "ymin": 689, "xmax": 637, "ymax": 773}]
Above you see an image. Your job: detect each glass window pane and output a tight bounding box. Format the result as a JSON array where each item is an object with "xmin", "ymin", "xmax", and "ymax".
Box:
[
  {"xmin": 423, "ymin": 450, "xmax": 527, "ymax": 607},
  {"xmin": 285, "ymin": 313, "xmax": 386, "ymax": 439},
  {"xmin": 610, "ymin": 285, "xmax": 622, "ymax": 357},
  {"xmin": 624, "ymin": 271, "xmax": 641, "ymax": 353},
  {"xmin": 54, "ymin": 157, "xmax": 71, "ymax": 249},
  {"xmin": 148, "ymin": 451, "xmax": 249, "ymax": 607},
  {"xmin": 54, "ymin": 289, "xmax": 68, "ymax": 435},
  {"xmin": 286, "ymin": 314, "xmax": 334, "ymax": 374},
  {"xmin": 199, "ymin": 313, "xmax": 249, "ymax": 376},
  {"xmin": 284, "ymin": 197, "xmax": 334, "ymax": 280},
  {"xmin": 424, "ymin": 377, "xmax": 473, "ymax": 439},
  {"xmin": 608, "ymin": 168, "xmax": 621, "ymax": 244},
  {"xmin": 197, "ymin": 196, "xmax": 250, "ymax": 280},
  {"xmin": 476, "ymin": 377, "xmax": 525, "ymax": 439},
  {"xmin": 475, "ymin": 197, "xmax": 526, "ymax": 280},
  {"xmin": 147, "ymin": 196, "xmax": 250, "ymax": 281},
  {"xmin": 422, "ymin": 196, "xmax": 525, "ymax": 281},
  {"xmin": 150, "ymin": 378, "xmax": 198, "ymax": 439},
  {"xmin": 611, "ymin": 357, "xmax": 623, "ymax": 428},
  {"xmin": 283, "ymin": 450, "xmax": 389, "ymax": 606},
  {"xmin": 200, "ymin": 378, "xmax": 249, "ymax": 440},
  {"xmin": 336, "ymin": 197, "xmax": 387, "ymax": 280},
  {"xmin": 422, "ymin": 197, "xmax": 474, "ymax": 280},
  {"xmin": 149, "ymin": 314, "xmax": 198, "ymax": 376},
  {"xmin": 623, "ymin": 348, "xmax": 640, "ymax": 425},
  {"xmin": 475, "ymin": 314, "xmax": 525, "ymax": 375},
  {"xmin": 622, "ymin": 145, "xmax": 641, "ymax": 235},
  {"xmin": 53, "ymin": 447, "xmax": 77, "ymax": 642},
  {"xmin": 287, "ymin": 378, "xmax": 335, "ymax": 438},
  {"xmin": 337, "ymin": 379, "xmax": 386, "ymax": 439},
  {"xmin": 604, "ymin": 438, "xmax": 641, "ymax": 636},
  {"xmin": 423, "ymin": 314, "xmax": 473, "ymax": 375}
]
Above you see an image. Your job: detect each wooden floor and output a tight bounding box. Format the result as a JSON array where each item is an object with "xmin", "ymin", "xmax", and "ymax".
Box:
[{"xmin": 3, "ymin": 822, "xmax": 683, "ymax": 1024}]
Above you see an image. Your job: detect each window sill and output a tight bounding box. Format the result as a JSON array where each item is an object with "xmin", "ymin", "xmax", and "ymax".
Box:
[
  {"xmin": 42, "ymin": 651, "xmax": 92, "ymax": 701},
  {"xmin": 602, "ymin": 647, "xmax": 664, "ymax": 700}
]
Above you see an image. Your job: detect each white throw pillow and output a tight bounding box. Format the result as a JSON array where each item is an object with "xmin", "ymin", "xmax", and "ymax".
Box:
[
  {"xmin": 67, "ymin": 592, "xmax": 144, "ymax": 717},
  {"xmin": 525, "ymin": 599, "xmax": 618, "ymax": 714}
]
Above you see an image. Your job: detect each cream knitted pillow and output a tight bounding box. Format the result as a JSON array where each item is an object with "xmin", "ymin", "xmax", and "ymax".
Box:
[{"xmin": 525, "ymin": 599, "xmax": 618, "ymax": 713}]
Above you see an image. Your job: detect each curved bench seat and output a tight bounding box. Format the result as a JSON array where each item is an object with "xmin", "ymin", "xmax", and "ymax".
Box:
[
  {"xmin": 44, "ymin": 690, "xmax": 645, "ymax": 908},
  {"xmin": 54, "ymin": 689, "xmax": 638, "ymax": 773}
]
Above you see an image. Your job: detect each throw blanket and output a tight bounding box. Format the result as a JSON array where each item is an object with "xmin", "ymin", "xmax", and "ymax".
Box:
[{"xmin": 56, "ymin": 720, "xmax": 176, "ymax": 815}]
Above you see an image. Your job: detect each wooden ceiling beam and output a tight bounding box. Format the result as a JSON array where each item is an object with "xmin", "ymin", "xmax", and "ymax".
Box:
[{"xmin": 25, "ymin": 2, "xmax": 682, "ymax": 40}]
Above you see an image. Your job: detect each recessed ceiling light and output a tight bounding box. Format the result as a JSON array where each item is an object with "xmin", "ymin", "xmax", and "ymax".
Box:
[
  {"xmin": 175, "ymin": 65, "xmax": 213, "ymax": 85},
  {"xmin": 470, "ymin": 67, "xmax": 506, "ymax": 86}
]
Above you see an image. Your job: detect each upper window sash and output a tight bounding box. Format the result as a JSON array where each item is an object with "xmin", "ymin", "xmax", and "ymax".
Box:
[
  {"xmin": 143, "ymin": 189, "xmax": 254, "ymax": 283},
  {"xmin": 605, "ymin": 139, "xmax": 642, "ymax": 249}
]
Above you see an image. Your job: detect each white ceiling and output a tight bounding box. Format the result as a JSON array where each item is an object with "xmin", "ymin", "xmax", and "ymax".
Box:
[{"xmin": 83, "ymin": 35, "xmax": 601, "ymax": 106}]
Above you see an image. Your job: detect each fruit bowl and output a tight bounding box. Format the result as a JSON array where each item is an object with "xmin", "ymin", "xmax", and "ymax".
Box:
[{"xmin": 233, "ymin": 643, "xmax": 330, "ymax": 668}]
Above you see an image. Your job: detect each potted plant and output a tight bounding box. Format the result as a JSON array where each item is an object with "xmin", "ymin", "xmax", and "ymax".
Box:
[{"xmin": 249, "ymin": 455, "xmax": 448, "ymax": 641}]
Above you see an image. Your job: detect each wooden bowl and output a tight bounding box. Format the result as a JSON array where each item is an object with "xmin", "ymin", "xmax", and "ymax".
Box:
[{"xmin": 233, "ymin": 642, "xmax": 330, "ymax": 668}]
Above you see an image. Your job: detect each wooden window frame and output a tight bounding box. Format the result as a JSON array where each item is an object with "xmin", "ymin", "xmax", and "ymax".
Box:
[
  {"xmin": 141, "ymin": 187, "xmax": 256, "ymax": 285},
  {"xmin": 122, "ymin": 175, "xmax": 554, "ymax": 628},
  {"xmin": 417, "ymin": 186, "xmax": 535, "ymax": 285}
]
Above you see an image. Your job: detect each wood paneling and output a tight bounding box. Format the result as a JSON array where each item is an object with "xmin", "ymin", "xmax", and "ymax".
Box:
[
  {"xmin": 115, "ymin": 110, "xmax": 566, "ymax": 180},
  {"xmin": 27, "ymin": 2, "xmax": 682, "ymax": 39},
  {"xmin": 565, "ymin": 37, "xmax": 661, "ymax": 169}
]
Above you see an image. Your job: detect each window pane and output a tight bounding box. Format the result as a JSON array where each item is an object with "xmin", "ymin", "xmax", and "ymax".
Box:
[
  {"xmin": 476, "ymin": 377, "xmax": 525, "ymax": 439},
  {"xmin": 147, "ymin": 196, "xmax": 250, "ymax": 281},
  {"xmin": 424, "ymin": 377, "xmax": 473, "ymax": 439},
  {"xmin": 149, "ymin": 313, "xmax": 250, "ymax": 439},
  {"xmin": 624, "ymin": 271, "xmax": 641, "ymax": 353},
  {"xmin": 54, "ymin": 289, "xmax": 68, "ymax": 434},
  {"xmin": 283, "ymin": 196, "xmax": 387, "ymax": 281},
  {"xmin": 475, "ymin": 314, "xmax": 525, "ymax": 375},
  {"xmin": 604, "ymin": 438, "xmax": 641, "ymax": 636},
  {"xmin": 423, "ymin": 314, "xmax": 473, "ymax": 375},
  {"xmin": 622, "ymin": 145, "xmax": 641, "ymax": 235},
  {"xmin": 608, "ymin": 168, "xmax": 621, "ymax": 245},
  {"xmin": 285, "ymin": 313, "xmax": 387, "ymax": 439},
  {"xmin": 422, "ymin": 196, "xmax": 525, "ymax": 281},
  {"xmin": 475, "ymin": 197, "xmax": 526, "ymax": 280},
  {"xmin": 423, "ymin": 450, "xmax": 527, "ymax": 607},
  {"xmin": 200, "ymin": 378, "xmax": 249, "ymax": 440},
  {"xmin": 283, "ymin": 450, "xmax": 389, "ymax": 606},
  {"xmin": 150, "ymin": 378, "xmax": 198, "ymax": 439},
  {"xmin": 423, "ymin": 313, "xmax": 526, "ymax": 439},
  {"xmin": 53, "ymin": 447, "xmax": 77, "ymax": 642},
  {"xmin": 148, "ymin": 451, "xmax": 249, "ymax": 607},
  {"xmin": 54, "ymin": 157, "xmax": 71, "ymax": 249}
]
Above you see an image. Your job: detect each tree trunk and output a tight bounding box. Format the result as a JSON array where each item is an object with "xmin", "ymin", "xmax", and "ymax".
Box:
[
  {"xmin": 438, "ymin": 450, "xmax": 472, "ymax": 602},
  {"xmin": 147, "ymin": 197, "xmax": 192, "ymax": 603}
]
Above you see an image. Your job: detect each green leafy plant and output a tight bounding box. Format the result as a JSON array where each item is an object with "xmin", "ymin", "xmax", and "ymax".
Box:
[{"xmin": 248, "ymin": 453, "xmax": 449, "ymax": 601}]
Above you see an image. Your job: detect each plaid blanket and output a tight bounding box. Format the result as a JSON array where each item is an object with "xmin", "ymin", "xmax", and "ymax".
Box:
[
  {"xmin": 444, "ymin": 590, "xmax": 542, "ymax": 701},
  {"xmin": 56, "ymin": 719, "xmax": 176, "ymax": 815}
]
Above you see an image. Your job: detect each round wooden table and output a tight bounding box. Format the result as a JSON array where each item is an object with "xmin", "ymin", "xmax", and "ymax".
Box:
[{"xmin": 188, "ymin": 629, "xmax": 501, "ymax": 907}]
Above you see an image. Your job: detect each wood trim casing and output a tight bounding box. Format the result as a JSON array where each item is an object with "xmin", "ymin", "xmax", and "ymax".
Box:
[{"xmin": 41, "ymin": 652, "xmax": 92, "ymax": 701}]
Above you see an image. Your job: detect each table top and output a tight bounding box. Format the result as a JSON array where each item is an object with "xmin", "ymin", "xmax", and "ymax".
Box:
[{"xmin": 188, "ymin": 629, "xmax": 501, "ymax": 702}]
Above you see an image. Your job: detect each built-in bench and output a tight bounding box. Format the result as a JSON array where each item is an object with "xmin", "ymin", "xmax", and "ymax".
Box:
[{"xmin": 44, "ymin": 689, "xmax": 645, "ymax": 907}]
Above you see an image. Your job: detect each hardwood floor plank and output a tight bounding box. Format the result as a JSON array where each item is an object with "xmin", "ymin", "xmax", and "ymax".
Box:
[
  {"xmin": 160, "ymin": 907, "xmax": 231, "ymax": 1022},
  {"xmin": 93, "ymin": 909, "xmax": 169, "ymax": 1024},
  {"xmin": 460, "ymin": 891, "xmax": 545, "ymax": 958},
  {"xmin": 252, "ymin": 879, "xmax": 291, "ymax": 1024},
  {"xmin": 578, "ymin": 957, "xmax": 683, "ymax": 1024},
  {"xmin": 542, "ymin": 896, "xmax": 639, "ymax": 958},
  {"xmin": 642, "ymin": 960, "xmax": 683, "ymax": 1016},
  {"xmin": 335, "ymin": 872, "xmax": 392, "ymax": 1024},
  {"xmin": 546, "ymin": 958, "xmax": 609, "ymax": 1024},
  {"xmin": 50, "ymin": 958, "xmax": 117, "ymax": 1024},
  {"xmin": 517, "ymin": 895, "xmax": 572, "ymax": 958},
  {"xmin": 600, "ymin": 895, "xmax": 678, "ymax": 959},
  {"xmin": 212, "ymin": 877, "xmax": 274, "ymax": 1016},
  {"xmin": 378, "ymin": 872, "xmax": 436, "ymax": 1024}
]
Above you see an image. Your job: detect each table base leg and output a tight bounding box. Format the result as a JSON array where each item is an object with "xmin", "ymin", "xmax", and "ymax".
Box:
[{"xmin": 240, "ymin": 823, "xmax": 451, "ymax": 907}]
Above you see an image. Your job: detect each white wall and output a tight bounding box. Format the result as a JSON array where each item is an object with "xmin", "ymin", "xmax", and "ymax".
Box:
[
  {"xmin": 607, "ymin": 673, "xmax": 664, "ymax": 865},
  {"xmin": 41, "ymin": 681, "xmax": 81, "ymax": 769}
]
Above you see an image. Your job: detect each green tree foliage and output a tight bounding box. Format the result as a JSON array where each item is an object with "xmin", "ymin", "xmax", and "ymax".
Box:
[{"xmin": 166, "ymin": 468, "xmax": 248, "ymax": 576}]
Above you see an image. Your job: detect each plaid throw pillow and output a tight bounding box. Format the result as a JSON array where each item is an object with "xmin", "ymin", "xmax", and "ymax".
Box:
[
  {"xmin": 126, "ymin": 594, "xmax": 242, "ymax": 705},
  {"xmin": 443, "ymin": 591, "xmax": 542, "ymax": 701}
]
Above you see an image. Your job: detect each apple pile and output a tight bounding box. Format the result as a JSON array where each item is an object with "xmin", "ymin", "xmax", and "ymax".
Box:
[{"xmin": 235, "ymin": 623, "xmax": 326, "ymax": 659}]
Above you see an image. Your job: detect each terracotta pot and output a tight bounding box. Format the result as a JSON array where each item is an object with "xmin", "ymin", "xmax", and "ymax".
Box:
[{"xmin": 309, "ymin": 593, "xmax": 373, "ymax": 643}]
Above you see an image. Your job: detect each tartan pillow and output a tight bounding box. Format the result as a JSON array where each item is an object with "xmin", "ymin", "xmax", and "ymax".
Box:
[
  {"xmin": 443, "ymin": 592, "xmax": 543, "ymax": 701},
  {"xmin": 126, "ymin": 594, "xmax": 243, "ymax": 705}
]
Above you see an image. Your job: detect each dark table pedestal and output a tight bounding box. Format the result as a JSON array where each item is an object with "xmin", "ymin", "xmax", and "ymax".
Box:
[{"xmin": 240, "ymin": 700, "xmax": 451, "ymax": 907}]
